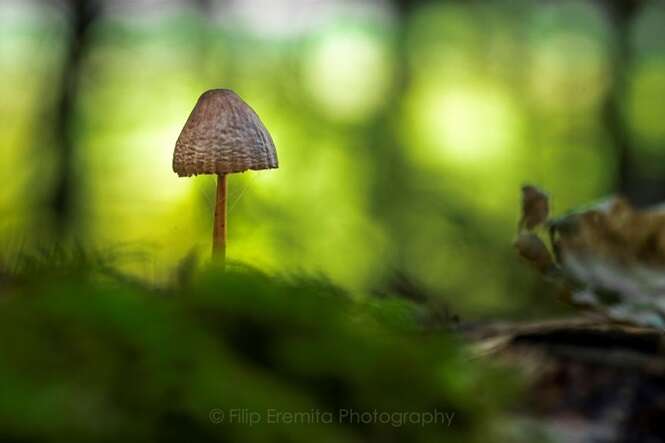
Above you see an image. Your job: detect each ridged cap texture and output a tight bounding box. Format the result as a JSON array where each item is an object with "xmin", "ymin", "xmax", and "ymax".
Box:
[{"xmin": 173, "ymin": 89, "xmax": 278, "ymax": 176}]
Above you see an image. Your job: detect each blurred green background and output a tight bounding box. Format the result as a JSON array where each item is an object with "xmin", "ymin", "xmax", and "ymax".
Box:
[{"xmin": 2, "ymin": 0, "xmax": 665, "ymax": 319}]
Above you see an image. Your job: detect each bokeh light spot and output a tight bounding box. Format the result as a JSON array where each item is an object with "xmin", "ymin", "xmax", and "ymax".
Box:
[
  {"xmin": 627, "ymin": 60, "xmax": 665, "ymax": 149},
  {"xmin": 304, "ymin": 28, "xmax": 393, "ymax": 123},
  {"xmin": 408, "ymin": 82, "xmax": 521, "ymax": 166},
  {"xmin": 528, "ymin": 33, "xmax": 609, "ymax": 109},
  {"xmin": 526, "ymin": 1, "xmax": 610, "ymax": 110}
]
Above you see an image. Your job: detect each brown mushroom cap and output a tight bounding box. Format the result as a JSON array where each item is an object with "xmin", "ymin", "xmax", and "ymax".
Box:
[{"xmin": 173, "ymin": 89, "xmax": 278, "ymax": 177}]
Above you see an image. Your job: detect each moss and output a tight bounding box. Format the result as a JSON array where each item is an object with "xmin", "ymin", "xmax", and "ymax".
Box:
[{"xmin": 0, "ymin": 255, "xmax": 518, "ymax": 442}]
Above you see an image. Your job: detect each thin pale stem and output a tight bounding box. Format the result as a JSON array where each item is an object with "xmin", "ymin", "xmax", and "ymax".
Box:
[{"xmin": 213, "ymin": 173, "xmax": 227, "ymax": 261}]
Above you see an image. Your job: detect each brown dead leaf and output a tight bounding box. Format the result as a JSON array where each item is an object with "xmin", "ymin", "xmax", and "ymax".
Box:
[
  {"xmin": 514, "ymin": 232, "xmax": 555, "ymax": 274},
  {"xmin": 551, "ymin": 197, "xmax": 665, "ymax": 268},
  {"xmin": 520, "ymin": 185, "xmax": 549, "ymax": 231},
  {"xmin": 516, "ymin": 187, "xmax": 665, "ymax": 329}
]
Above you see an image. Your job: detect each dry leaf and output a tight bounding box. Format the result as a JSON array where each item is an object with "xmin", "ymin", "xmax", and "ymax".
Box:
[
  {"xmin": 514, "ymin": 232, "xmax": 555, "ymax": 274},
  {"xmin": 515, "ymin": 187, "xmax": 665, "ymax": 329},
  {"xmin": 519, "ymin": 185, "xmax": 549, "ymax": 231}
]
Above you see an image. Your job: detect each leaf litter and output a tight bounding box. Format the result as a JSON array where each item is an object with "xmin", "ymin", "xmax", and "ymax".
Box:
[{"xmin": 515, "ymin": 185, "xmax": 665, "ymax": 329}]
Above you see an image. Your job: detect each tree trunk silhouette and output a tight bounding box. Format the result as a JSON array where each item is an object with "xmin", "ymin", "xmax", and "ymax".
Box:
[
  {"xmin": 50, "ymin": 0, "xmax": 101, "ymax": 239},
  {"xmin": 602, "ymin": 0, "xmax": 653, "ymax": 205}
]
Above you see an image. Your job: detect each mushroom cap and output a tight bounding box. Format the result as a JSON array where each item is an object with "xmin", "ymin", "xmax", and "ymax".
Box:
[{"xmin": 173, "ymin": 89, "xmax": 278, "ymax": 177}]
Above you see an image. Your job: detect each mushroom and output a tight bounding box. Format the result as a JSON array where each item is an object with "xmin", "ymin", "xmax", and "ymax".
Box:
[{"xmin": 173, "ymin": 89, "xmax": 278, "ymax": 261}]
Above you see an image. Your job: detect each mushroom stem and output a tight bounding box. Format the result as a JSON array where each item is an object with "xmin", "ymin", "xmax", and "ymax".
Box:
[{"xmin": 213, "ymin": 173, "xmax": 227, "ymax": 260}]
